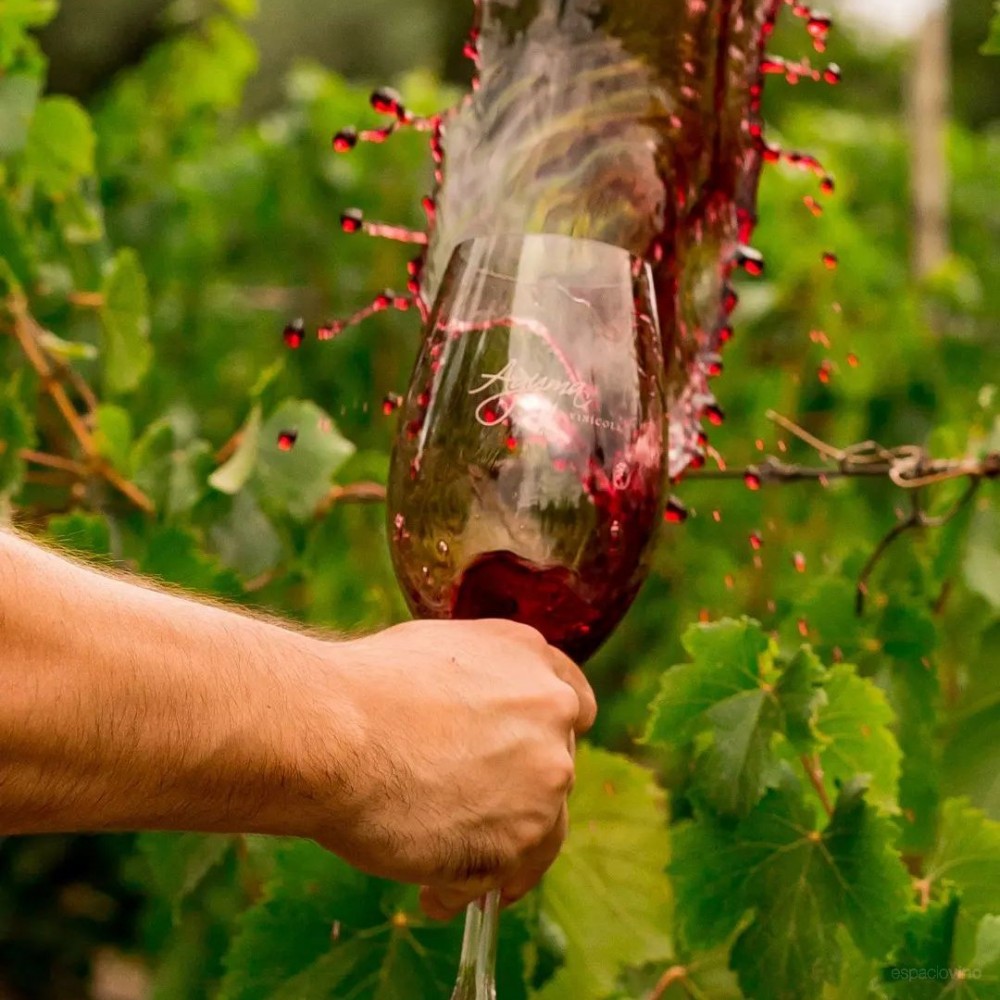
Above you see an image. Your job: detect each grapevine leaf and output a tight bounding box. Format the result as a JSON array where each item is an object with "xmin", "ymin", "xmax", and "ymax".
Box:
[
  {"xmin": 210, "ymin": 490, "xmax": 283, "ymax": 579},
  {"xmin": 100, "ymin": 249, "xmax": 152, "ymax": 394},
  {"xmin": 536, "ymin": 744, "xmax": 672, "ymax": 1000},
  {"xmin": 0, "ymin": 372, "xmax": 33, "ymax": 496},
  {"xmin": 822, "ymin": 779, "xmax": 914, "ymax": 957},
  {"xmin": 672, "ymin": 777, "xmax": 910, "ymax": 1000},
  {"xmin": 697, "ymin": 688, "xmax": 782, "ymax": 816},
  {"xmin": 0, "ymin": 72, "xmax": 40, "ymax": 155},
  {"xmin": 971, "ymin": 915, "xmax": 1000, "ymax": 979},
  {"xmin": 647, "ymin": 619, "xmax": 772, "ymax": 744},
  {"xmin": 139, "ymin": 526, "xmax": 242, "ymax": 598},
  {"xmin": 926, "ymin": 799, "xmax": 1000, "ymax": 947},
  {"xmin": 137, "ymin": 833, "xmax": 234, "ymax": 918},
  {"xmin": 37, "ymin": 330, "xmax": 98, "ymax": 361},
  {"xmin": 47, "ymin": 512, "xmax": 111, "ymax": 556},
  {"xmin": 0, "ymin": 194, "xmax": 33, "ymax": 286},
  {"xmin": 255, "ymin": 400, "xmax": 355, "ymax": 520},
  {"xmin": 54, "ymin": 190, "xmax": 105, "ymax": 244},
  {"xmin": 878, "ymin": 597, "xmax": 941, "ymax": 852},
  {"xmin": 814, "ymin": 664, "xmax": 901, "ymax": 813},
  {"xmin": 776, "ymin": 646, "xmax": 828, "ymax": 753},
  {"xmin": 220, "ymin": 839, "xmax": 529, "ymax": 1000},
  {"xmin": 23, "ymin": 95, "xmax": 96, "ymax": 195},
  {"xmin": 210, "ymin": 405, "xmax": 262, "ymax": 496},
  {"xmin": 94, "ymin": 404, "xmax": 134, "ymax": 474},
  {"xmin": 942, "ymin": 700, "xmax": 1000, "ymax": 826},
  {"xmin": 883, "ymin": 894, "xmax": 958, "ymax": 999},
  {"xmin": 965, "ymin": 508, "xmax": 1000, "ymax": 610},
  {"xmin": 131, "ymin": 419, "xmax": 214, "ymax": 520},
  {"xmin": 646, "ymin": 619, "xmax": 784, "ymax": 817}
]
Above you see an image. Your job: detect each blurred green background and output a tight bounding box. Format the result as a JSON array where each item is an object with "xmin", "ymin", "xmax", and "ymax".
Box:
[{"xmin": 1, "ymin": 0, "xmax": 998, "ymax": 997}]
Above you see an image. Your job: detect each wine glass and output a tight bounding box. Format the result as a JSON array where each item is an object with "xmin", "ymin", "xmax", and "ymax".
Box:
[{"xmin": 386, "ymin": 233, "xmax": 667, "ymax": 999}]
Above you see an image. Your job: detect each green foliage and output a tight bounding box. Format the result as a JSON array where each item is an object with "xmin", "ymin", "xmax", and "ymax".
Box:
[
  {"xmin": 984, "ymin": 2, "xmax": 1000, "ymax": 53},
  {"xmin": 218, "ymin": 839, "xmax": 530, "ymax": 1000},
  {"xmin": 0, "ymin": 0, "xmax": 998, "ymax": 997},
  {"xmin": 535, "ymin": 745, "xmax": 672, "ymax": 1000},
  {"xmin": 100, "ymin": 249, "xmax": 152, "ymax": 395}
]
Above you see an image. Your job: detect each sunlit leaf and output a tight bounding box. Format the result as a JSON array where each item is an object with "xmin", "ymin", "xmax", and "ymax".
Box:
[
  {"xmin": 23, "ymin": 95, "xmax": 95, "ymax": 195},
  {"xmin": 100, "ymin": 249, "xmax": 152, "ymax": 394},
  {"xmin": 256, "ymin": 400, "xmax": 355, "ymax": 521},
  {"xmin": 536, "ymin": 744, "xmax": 672, "ymax": 1000},
  {"xmin": 0, "ymin": 72, "xmax": 39, "ymax": 154},
  {"xmin": 814, "ymin": 664, "xmax": 901, "ymax": 813},
  {"xmin": 926, "ymin": 799, "xmax": 1000, "ymax": 953},
  {"xmin": 94, "ymin": 403, "xmax": 133, "ymax": 474},
  {"xmin": 209, "ymin": 405, "xmax": 262, "ymax": 496}
]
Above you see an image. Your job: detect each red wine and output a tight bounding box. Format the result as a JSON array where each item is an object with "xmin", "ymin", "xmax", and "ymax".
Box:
[
  {"xmin": 450, "ymin": 549, "xmax": 640, "ymax": 662},
  {"xmin": 386, "ymin": 235, "xmax": 668, "ymax": 665}
]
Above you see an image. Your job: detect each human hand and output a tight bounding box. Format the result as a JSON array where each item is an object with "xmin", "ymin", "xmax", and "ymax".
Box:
[{"xmin": 301, "ymin": 619, "xmax": 596, "ymax": 919}]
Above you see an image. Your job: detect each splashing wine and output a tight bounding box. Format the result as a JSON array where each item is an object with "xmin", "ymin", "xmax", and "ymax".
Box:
[{"xmin": 315, "ymin": 0, "xmax": 846, "ymax": 995}]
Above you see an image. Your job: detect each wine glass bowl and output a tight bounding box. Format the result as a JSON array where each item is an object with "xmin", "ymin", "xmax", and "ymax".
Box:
[{"xmin": 387, "ymin": 233, "xmax": 668, "ymax": 663}]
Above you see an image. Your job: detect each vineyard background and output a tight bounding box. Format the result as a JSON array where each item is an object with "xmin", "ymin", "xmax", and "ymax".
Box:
[{"xmin": 0, "ymin": 1, "xmax": 999, "ymax": 998}]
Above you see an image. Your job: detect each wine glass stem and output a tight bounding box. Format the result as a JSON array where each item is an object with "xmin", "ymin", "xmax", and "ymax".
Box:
[{"xmin": 450, "ymin": 889, "xmax": 500, "ymax": 1000}]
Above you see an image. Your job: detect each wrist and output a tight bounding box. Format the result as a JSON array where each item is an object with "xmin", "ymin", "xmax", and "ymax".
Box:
[{"xmin": 242, "ymin": 632, "xmax": 370, "ymax": 843}]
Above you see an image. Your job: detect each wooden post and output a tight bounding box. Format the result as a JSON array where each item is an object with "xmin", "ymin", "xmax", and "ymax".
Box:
[{"xmin": 908, "ymin": 3, "xmax": 952, "ymax": 279}]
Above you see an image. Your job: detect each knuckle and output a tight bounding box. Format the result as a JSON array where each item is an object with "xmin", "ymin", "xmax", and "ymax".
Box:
[
  {"xmin": 516, "ymin": 815, "xmax": 551, "ymax": 853},
  {"xmin": 553, "ymin": 685, "xmax": 580, "ymax": 722}
]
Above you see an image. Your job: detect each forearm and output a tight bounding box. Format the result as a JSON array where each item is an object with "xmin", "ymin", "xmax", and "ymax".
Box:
[{"xmin": 0, "ymin": 530, "xmax": 350, "ymax": 837}]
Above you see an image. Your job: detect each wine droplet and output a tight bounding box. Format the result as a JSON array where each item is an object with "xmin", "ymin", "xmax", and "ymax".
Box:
[
  {"xmin": 340, "ymin": 208, "xmax": 364, "ymax": 234},
  {"xmin": 744, "ymin": 469, "xmax": 762, "ymax": 491},
  {"xmin": 749, "ymin": 531, "xmax": 763, "ymax": 550},
  {"xmin": 370, "ymin": 86, "xmax": 405, "ymax": 118},
  {"xmin": 283, "ymin": 318, "xmax": 305, "ymax": 349},
  {"xmin": 332, "ymin": 127, "xmax": 359, "ymax": 153},
  {"xmin": 382, "ymin": 392, "xmax": 403, "ymax": 416},
  {"xmin": 664, "ymin": 496, "xmax": 689, "ymax": 524},
  {"xmin": 822, "ymin": 251, "xmax": 839, "ymax": 270},
  {"xmin": 734, "ymin": 244, "xmax": 765, "ymax": 277},
  {"xmin": 793, "ymin": 551, "xmax": 807, "ymax": 573},
  {"xmin": 277, "ymin": 430, "xmax": 298, "ymax": 451},
  {"xmin": 803, "ymin": 195, "xmax": 823, "ymax": 217}
]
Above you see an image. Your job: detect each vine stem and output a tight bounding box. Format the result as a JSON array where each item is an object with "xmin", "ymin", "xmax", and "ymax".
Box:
[
  {"xmin": 2, "ymin": 294, "xmax": 155, "ymax": 514},
  {"xmin": 799, "ymin": 753, "xmax": 834, "ymax": 818},
  {"xmin": 315, "ymin": 481, "xmax": 388, "ymax": 516},
  {"xmin": 648, "ymin": 964, "xmax": 689, "ymax": 1000}
]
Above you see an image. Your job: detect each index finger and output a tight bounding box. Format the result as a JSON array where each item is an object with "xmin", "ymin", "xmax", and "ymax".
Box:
[{"xmin": 547, "ymin": 646, "xmax": 597, "ymax": 734}]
